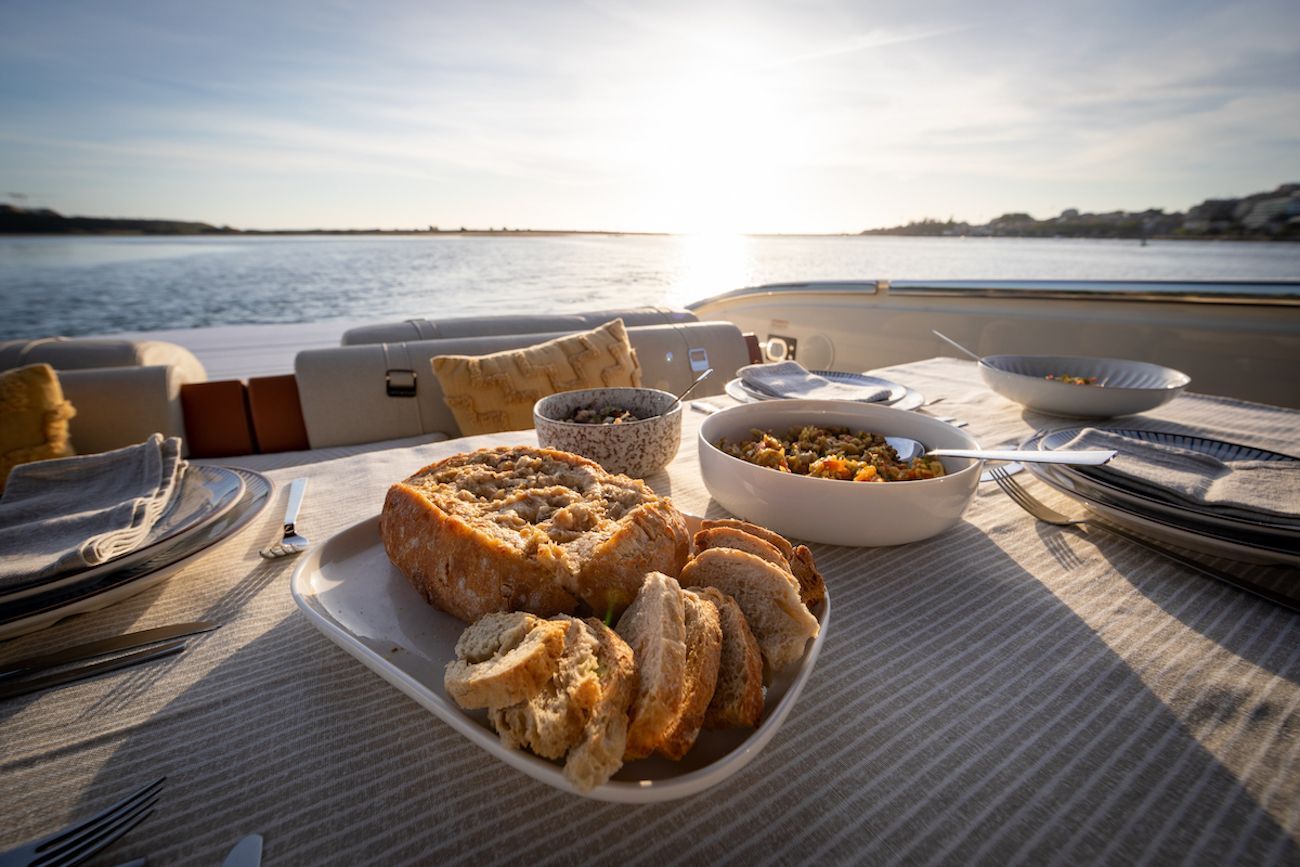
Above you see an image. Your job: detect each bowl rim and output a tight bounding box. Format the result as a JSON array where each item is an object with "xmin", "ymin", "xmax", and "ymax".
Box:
[
  {"xmin": 978, "ymin": 354, "xmax": 1191, "ymax": 392},
  {"xmin": 533, "ymin": 386, "xmax": 683, "ymax": 429},
  {"xmin": 696, "ymin": 399, "xmax": 983, "ymax": 488}
]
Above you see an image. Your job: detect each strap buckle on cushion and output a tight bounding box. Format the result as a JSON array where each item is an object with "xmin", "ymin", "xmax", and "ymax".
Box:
[{"xmin": 385, "ymin": 368, "xmax": 417, "ymax": 397}]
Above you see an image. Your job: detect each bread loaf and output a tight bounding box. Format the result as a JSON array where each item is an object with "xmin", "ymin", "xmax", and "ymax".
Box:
[{"xmin": 381, "ymin": 446, "xmax": 690, "ymax": 622}]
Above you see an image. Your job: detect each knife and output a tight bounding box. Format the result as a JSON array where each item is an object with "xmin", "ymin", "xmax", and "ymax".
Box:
[
  {"xmin": 0, "ymin": 640, "xmax": 187, "ymax": 700},
  {"xmin": 221, "ymin": 834, "xmax": 263, "ymax": 867},
  {"xmin": 0, "ymin": 621, "xmax": 219, "ymax": 681}
]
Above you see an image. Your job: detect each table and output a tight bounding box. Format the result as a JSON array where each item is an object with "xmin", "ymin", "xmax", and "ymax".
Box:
[{"xmin": 3, "ymin": 357, "xmax": 1298, "ymax": 865}]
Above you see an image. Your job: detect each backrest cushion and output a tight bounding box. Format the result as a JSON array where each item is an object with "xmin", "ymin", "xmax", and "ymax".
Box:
[
  {"xmin": 431, "ymin": 319, "xmax": 642, "ymax": 435},
  {"xmin": 0, "ymin": 363, "xmax": 76, "ymax": 492}
]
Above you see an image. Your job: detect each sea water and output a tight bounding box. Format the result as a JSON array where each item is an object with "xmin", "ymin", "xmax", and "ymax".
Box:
[{"xmin": 2, "ymin": 233, "xmax": 1298, "ymax": 341}]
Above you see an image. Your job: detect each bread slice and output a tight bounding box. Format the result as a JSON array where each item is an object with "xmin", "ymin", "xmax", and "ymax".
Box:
[
  {"xmin": 487, "ymin": 615, "xmax": 637, "ymax": 791},
  {"xmin": 699, "ymin": 518, "xmax": 825, "ymax": 607},
  {"xmin": 694, "ymin": 526, "xmax": 793, "ymax": 575},
  {"xmin": 658, "ymin": 589, "xmax": 722, "ymax": 759},
  {"xmin": 679, "ymin": 548, "xmax": 820, "ymax": 671},
  {"xmin": 689, "ymin": 587, "xmax": 765, "ymax": 729},
  {"xmin": 444, "ymin": 612, "xmax": 568, "ymax": 709},
  {"xmin": 381, "ymin": 446, "xmax": 690, "ymax": 623},
  {"xmin": 614, "ymin": 571, "xmax": 687, "ymax": 760},
  {"xmin": 562, "ymin": 618, "xmax": 637, "ymax": 791},
  {"xmin": 489, "ymin": 617, "xmax": 601, "ymax": 761}
]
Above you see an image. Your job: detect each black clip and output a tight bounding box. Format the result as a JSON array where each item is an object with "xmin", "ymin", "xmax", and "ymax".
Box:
[{"xmin": 385, "ymin": 368, "xmax": 417, "ymax": 397}]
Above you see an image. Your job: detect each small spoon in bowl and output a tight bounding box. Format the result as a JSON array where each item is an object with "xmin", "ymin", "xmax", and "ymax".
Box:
[
  {"xmin": 666, "ymin": 368, "xmax": 713, "ymax": 413},
  {"xmin": 886, "ymin": 437, "xmax": 1115, "ymax": 466},
  {"xmin": 931, "ymin": 330, "xmax": 982, "ymax": 361}
]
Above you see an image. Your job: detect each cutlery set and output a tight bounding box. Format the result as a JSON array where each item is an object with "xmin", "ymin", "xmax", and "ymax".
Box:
[{"xmin": 0, "ymin": 621, "xmax": 220, "ymax": 700}]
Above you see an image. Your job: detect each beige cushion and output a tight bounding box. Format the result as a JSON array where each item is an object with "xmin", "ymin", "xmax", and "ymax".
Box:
[
  {"xmin": 0, "ymin": 338, "xmax": 207, "ymax": 383},
  {"xmin": 341, "ymin": 307, "xmax": 697, "ymax": 346},
  {"xmin": 432, "ymin": 319, "xmax": 642, "ymax": 435},
  {"xmin": 57, "ymin": 366, "xmax": 187, "ymax": 457},
  {"xmin": 0, "ymin": 363, "xmax": 76, "ymax": 492}
]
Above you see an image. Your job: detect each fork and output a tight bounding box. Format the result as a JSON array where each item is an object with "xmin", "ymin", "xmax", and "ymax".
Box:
[
  {"xmin": 259, "ymin": 477, "xmax": 309, "ymax": 559},
  {"xmin": 0, "ymin": 777, "xmax": 163, "ymax": 867},
  {"xmin": 988, "ymin": 466, "xmax": 1300, "ymax": 613}
]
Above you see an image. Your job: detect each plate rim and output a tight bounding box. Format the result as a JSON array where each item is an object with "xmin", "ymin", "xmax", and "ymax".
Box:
[
  {"xmin": 1032, "ymin": 427, "xmax": 1300, "ymax": 534},
  {"xmin": 0, "ymin": 464, "xmax": 247, "ymax": 602},
  {"xmin": 289, "ymin": 512, "xmax": 830, "ymax": 803},
  {"xmin": 1023, "ymin": 461, "xmax": 1300, "ymax": 566},
  {"xmin": 0, "ymin": 468, "xmax": 273, "ymax": 637},
  {"xmin": 725, "ymin": 376, "xmax": 925, "ymax": 412}
]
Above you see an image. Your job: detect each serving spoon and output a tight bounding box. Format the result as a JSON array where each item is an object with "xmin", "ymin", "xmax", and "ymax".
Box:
[{"xmin": 886, "ymin": 437, "xmax": 1115, "ymax": 466}]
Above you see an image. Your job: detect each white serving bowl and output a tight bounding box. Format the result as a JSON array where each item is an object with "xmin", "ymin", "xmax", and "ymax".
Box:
[
  {"xmin": 978, "ymin": 354, "xmax": 1190, "ymax": 418},
  {"xmin": 534, "ymin": 387, "xmax": 682, "ymax": 478},
  {"xmin": 697, "ymin": 400, "xmax": 982, "ymax": 547}
]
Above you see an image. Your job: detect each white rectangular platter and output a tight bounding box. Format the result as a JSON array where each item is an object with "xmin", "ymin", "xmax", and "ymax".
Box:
[{"xmin": 290, "ymin": 514, "xmax": 829, "ymax": 803}]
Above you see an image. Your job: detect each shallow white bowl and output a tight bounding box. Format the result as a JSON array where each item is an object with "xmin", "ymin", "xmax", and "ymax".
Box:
[
  {"xmin": 979, "ymin": 355, "xmax": 1190, "ymax": 418},
  {"xmin": 697, "ymin": 400, "xmax": 982, "ymax": 546},
  {"xmin": 534, "ymin": 387, "xmax": 682, "ymax": 478}
]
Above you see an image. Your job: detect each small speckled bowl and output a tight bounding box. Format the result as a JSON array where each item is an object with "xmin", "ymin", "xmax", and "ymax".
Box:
[{"xmin": 534, "ymin": 387, "xmax": 683, "ymax": 478}]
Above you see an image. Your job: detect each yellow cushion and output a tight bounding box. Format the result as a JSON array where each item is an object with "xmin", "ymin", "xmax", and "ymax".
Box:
[
  {"xmin": 0, "ymin": 363, "xmax": 76, "ymax": 492},
  {"xmin": 432, "ymin": 319, "xmax": 642, "ymax": 435}
]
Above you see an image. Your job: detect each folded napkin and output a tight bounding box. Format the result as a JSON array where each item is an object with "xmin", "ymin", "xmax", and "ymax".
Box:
[
  {"xmin": 0, "ymin": 434, "xmax": 187, "ymax": 587},
  {"xmin": 739, "ymin": 361, "xmax": 890, "ymax": 402},
  {"xmin": 1062, "ymin": 428, "xmax": 1300, "ymax": 524}
]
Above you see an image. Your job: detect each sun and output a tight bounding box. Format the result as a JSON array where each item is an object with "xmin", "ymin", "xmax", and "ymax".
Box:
[{"xmin": 627, "ymin": 63, "xmax": 802, "ymax": 235}]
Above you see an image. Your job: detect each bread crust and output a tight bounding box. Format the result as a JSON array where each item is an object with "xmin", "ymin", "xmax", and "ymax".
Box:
[{"xmin": 380, "ymin": 446, "xmax": 689, "ymax": 623}]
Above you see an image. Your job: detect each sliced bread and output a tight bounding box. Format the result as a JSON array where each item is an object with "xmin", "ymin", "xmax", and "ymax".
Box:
[
  {"xmin": 689, "ymin": 587, "xmax": 765, "ymax": 730},
  {"xmin": 614, "ymin": 571, "xmax": 688, "ymax": 760},
  {"xmin": 679, "ymin": 547, "xmax": 820, "ymax": 671},
  {"xmin": 563, "ymin": 618, "xmax": 638, "ymax": 791},
  {"xmin": 489, "ymin": 616, "xmax": 602, "ymax": 761},
  {"xmin": 444, "ymin": 612, "xmax": 568, "ymax": 709},
  {"xmin": 658, "ymin": 589, "xmax": 722, "ymax": 759},
  {"xmin": 699, "ymin": 517, "xmax": 825, "ymax": 607}
]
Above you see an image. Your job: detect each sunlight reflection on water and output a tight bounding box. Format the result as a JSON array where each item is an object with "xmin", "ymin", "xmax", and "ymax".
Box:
[{"xmin": 1, "ymin": 233, "xmax": 1297, "ymax": 339}]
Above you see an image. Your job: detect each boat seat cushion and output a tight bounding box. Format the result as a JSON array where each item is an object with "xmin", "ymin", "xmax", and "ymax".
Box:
[
  {"xmin": 431, "ymin": 319, "xmax": 641, "ymax": 435},
  {"xmin": 0, "ymin": 337, "xmax": 207, "ymax": 384},
  {"xmin": 341, "ymin": 307, "xmax": 697, "ymax": 346},
  {"xmin": 0, "ymin": 363, "xmax": 77, "ymax": 493},
  {"xmin": 295, "ymin": 320, "xmax": 749, "ymax": 448},
  {"xmin": 57, "ymin": 366, "xmax": 188, "ymax": 457}
]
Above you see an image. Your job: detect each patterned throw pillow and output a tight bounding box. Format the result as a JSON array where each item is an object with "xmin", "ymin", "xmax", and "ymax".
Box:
[
  {"xmin": 0, "ymin": 363, "xmax": 76, "ymax": 493},
  {"xmin": 432, "ymin": 319, "xmax": 642, "ymax": 436}
]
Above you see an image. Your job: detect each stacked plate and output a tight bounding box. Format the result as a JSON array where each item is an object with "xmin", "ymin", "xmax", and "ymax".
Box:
[
  {"xmin": 0, "ymin": 466, "xmax": 273, "ymax": 638},
  {"xmin": 725, "ymin": 370, "xmax": 925, "ymax": 411},
  {"xmin": 1024, "ymin": 427, "xmax": 1300, "ymax": 565}
]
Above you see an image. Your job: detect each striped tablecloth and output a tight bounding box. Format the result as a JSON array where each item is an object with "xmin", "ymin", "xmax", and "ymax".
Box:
[{"xmin": 2, "ymin": 357, "xmax": 1298, "ymax": 865}]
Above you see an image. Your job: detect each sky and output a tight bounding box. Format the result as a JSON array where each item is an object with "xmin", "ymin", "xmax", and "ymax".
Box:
[{"xmin": 1, "ymin": 0, "xmax": 1298, "ymax": 234}]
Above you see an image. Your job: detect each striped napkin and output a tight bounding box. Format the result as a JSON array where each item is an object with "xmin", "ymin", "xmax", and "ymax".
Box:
[
  {"xmin": 739, "ymin": 362, "xmax": 890, "ymax": 402},
  {"xmin": 1062, "ymin": 427, "xmax": 1300, "ymax": 524},
  {"xmin": 0, "ymin": 434, "xmax": 187, "ymax": 587}
]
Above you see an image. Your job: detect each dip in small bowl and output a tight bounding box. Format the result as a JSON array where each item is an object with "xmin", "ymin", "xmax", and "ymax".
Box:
[{"xmin": 534, "ymin": 387, "xmax": 682, "ymax": 478}]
